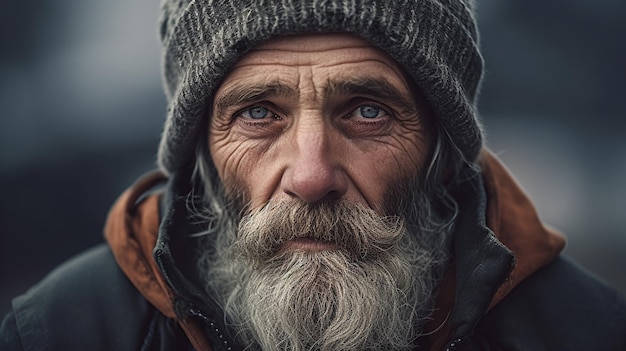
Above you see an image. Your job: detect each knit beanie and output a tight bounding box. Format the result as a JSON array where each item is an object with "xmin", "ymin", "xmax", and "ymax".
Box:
[{"xmin": 157, "ymin": 0, "xmax": 484, "ymax": 176}]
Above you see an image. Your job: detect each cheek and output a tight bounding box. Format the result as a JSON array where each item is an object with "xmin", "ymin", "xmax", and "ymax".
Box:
[
  {"xmin": 209, "ymin": 126, "xmax": 281, "ymax": 204},
  {"xmin": 346, "ymin": 127, "xmax": 429, "ymax": 208}
]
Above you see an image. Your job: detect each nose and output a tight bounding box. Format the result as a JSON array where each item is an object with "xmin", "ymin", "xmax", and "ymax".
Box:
[{"xmin": 281, "ymin": 121, "xmax": 348, "ymax": 204}]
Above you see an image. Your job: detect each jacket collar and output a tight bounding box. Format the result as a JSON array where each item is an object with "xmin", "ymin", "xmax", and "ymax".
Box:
[
  {"xmin": 105, "ymin": 149, "xmax": 565, "ymax": 351},
  {"xmin": 105, "ymin": 169, "xmax": 238, "ymax": 351},
  {"xmin": 104, "ymin": 171, "xmax": 176, "ymax": 318},
  {"xmin": 425, "ymin": 150, "xmax": 565, "ymax": 350}
]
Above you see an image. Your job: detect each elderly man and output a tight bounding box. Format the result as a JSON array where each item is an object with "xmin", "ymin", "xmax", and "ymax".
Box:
[{"xmin": 2, "ymin": 1, "xmax": 625, "ymax": 350}]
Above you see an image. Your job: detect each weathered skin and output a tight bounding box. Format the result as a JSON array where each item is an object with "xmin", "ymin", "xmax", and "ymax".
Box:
[{"xmin": 209, "ymin": 33, "xmax": 430, "ymax": 220}]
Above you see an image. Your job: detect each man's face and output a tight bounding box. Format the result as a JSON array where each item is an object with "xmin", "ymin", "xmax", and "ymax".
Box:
[
  {"xmin": 209, "ymin": 33, "xmax": 430, "ymax": 216},
  {"xmin": 203, "ymin": 34, "xmax": 445, "ymax": 350}
]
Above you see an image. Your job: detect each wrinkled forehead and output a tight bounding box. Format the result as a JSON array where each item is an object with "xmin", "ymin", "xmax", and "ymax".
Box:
[{"xmin": 217, "ymin": 33, "xmax": 417, "ymax": 101}]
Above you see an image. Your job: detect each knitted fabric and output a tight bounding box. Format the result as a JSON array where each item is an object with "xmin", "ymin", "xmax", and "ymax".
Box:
[{"xmin": 158, "ymin": 0, "xmax": 484, "ymax": 175}]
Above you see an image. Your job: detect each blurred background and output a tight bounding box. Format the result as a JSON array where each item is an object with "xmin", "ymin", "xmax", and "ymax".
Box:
[{"xmin": 1, "ymin": 0, "xmax": 625, "ymax": 313}]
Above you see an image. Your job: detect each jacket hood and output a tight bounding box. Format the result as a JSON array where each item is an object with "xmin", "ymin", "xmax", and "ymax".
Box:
[{"xmin": 104, "ymin": 149, "xmax": 565, "ymax": 350}]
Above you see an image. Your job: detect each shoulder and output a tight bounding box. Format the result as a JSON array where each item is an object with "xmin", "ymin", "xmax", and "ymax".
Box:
[
  {"xmin": 475, "ymin": 256, "xmax": 626, "ymax": 351},
  {"xmin": 1, "ymin": 245, "xmax": 155, "ymax": 351}
]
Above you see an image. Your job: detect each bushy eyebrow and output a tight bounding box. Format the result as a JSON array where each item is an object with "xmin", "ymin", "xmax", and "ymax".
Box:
[
  {"xmin": 324, "ymin": 78, "xmax": 418, "ymax": 116},
  {"xmin": 214, "ymin": 83, "xmax": 296, "ymax": 115},
  {"xmin": 214, "ymin": 77, "xmax": 418, "ymax": 116}
]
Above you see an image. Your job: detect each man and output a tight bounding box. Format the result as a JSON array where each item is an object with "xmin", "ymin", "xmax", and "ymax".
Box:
[{"xmin": 2, "ymin": 1, "xmax": 625, "ymax": 350}]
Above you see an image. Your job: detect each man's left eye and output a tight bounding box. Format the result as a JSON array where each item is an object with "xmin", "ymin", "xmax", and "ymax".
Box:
[{"xmin": 352, "ymin": 104, "xmax": 386, "ymax": 119}]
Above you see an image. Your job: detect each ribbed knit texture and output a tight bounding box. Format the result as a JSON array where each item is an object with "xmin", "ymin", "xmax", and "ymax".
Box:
[{"xmin": 157, "ymin": 0, "xmax": 484, "ymax": 175}]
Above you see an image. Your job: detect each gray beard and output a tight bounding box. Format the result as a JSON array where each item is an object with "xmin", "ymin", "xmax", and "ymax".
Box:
[{"xmin": 196, "ymin": 189, "xmax": 453, "ymax": 351}]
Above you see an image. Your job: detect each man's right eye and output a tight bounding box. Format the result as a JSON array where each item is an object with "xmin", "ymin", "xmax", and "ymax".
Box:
[
  {"xmin": 242, "ymin": 106, "xmax": 272, "ymax": 119},
  {"xmin": 232, "ymin": 105, "xmax": 284, "ymax": 134}
]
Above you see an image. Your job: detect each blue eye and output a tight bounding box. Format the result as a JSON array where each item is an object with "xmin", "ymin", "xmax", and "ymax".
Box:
[
  {"xmin": 359, "ymin": 105, "xmax": 381, "ymax": 119},
  {"xmin": 248, "ymin": 106, "xmax": 269, "ymax": 119}
]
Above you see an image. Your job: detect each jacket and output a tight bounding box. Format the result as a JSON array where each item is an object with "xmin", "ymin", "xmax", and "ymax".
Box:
[{"xmin": 2, "ymin": 150, "xmax": 625, "ymax": 350}]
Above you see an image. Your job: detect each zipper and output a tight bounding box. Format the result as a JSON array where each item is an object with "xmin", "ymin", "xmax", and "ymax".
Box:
[
  {"xmin": 154, "ymin": 245, "xmax": 245, "ymax": 350},
  {"xmin": 188, "ymin": 308, "xmax": 233, "ymax": 351}
]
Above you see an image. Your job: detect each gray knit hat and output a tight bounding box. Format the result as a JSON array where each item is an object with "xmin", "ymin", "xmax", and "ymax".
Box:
[{"xmin": 157, "ymin": 0, "xmax": 484, "ymax": 175}]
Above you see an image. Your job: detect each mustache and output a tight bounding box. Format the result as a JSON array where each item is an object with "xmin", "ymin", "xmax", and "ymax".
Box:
[{"xmin": 233, "ymin": 201, "xmax": 407, "ymax": 262}]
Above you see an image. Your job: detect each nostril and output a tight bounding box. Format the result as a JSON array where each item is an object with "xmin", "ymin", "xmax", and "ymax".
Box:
[
  {"xmin": 323, "ymin": 189, "xmax": 343, "ymax": 202},
  {"xmin": 285, "ymin": 189, "xmax": 343, "ymax": 204}
]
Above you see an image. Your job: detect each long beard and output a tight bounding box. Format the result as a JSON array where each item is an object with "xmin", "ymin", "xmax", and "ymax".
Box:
[{"xmin": 197, "ymin": 189, "xmax": 453, "ymax": 351}]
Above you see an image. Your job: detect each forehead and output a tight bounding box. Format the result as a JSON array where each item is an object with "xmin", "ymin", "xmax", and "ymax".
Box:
[
  {"xmin": 218, "ymin": 33, "xmax": 413, "ymax": 99},
  {"xmin": 231, "ymin": 33, "xmax": 406, "ymax": 80}
]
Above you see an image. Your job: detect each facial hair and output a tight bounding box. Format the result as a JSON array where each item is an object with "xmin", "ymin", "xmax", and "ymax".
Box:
[{"xmin": 196, "ymin": 186, "xmax": 454, "ymax": 350}]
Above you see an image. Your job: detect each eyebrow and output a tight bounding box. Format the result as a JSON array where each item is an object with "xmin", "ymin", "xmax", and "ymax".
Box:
[
  {"xmin": 214, "ymin": 82, "xmax": 296, "ymax": 115},
  {"xmin": 214, "ymin": 77, "xmax": 418, "ymax": 116},
  {"xmin": 324, "ymin": 77, "xmax": 418, "ymax": 115}
]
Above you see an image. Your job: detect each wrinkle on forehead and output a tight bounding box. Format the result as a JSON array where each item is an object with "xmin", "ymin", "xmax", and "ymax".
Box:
[
  {"xmin": 216, "ymin": 69, "xmax": 415, "ymax": 112},
  {"xmin": 216, "ymin": 33, "xmax": 414, "ymax": 107}
]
